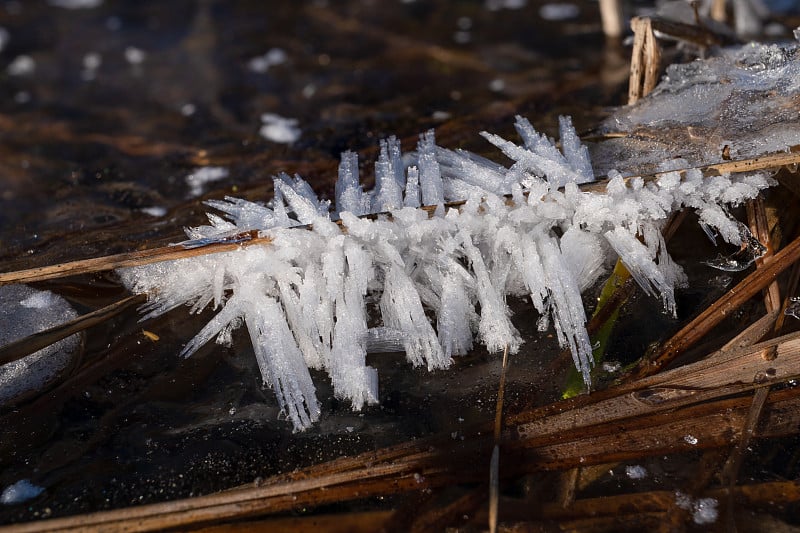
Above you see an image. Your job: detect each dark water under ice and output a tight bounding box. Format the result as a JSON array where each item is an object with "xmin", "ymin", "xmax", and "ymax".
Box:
[{"xmin": 0, "ymin": 0, "xmax": 799, "ymax": 527}]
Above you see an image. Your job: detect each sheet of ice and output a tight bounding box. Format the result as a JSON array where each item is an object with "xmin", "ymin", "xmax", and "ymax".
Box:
[
  {"xmin": 1, "ymin": 480, "xmax": 44, "ymax": 505},
  {"xmin": 0, "ymin": 285, "xmax": 81, "ymax": 406}
]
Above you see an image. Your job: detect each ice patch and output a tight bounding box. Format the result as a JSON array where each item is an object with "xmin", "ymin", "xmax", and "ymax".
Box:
[
  {"xmin": 124, "ymin": 46, "xmax": 146, "ymax": 65},
  {"xmin": 181, "ymin": 103, "xmax": 196, "ymax": 116},
  {"xmin": 539, "ymin": 3, "xmax": 579, "ymax": 20},
  {"xmin": 625, "ymin": 465, "xmax": 647, "ymax": 479},
  {"xmin": 248, "ymin": 48, "xmax": 288, "ymax": 73},
  {"xmin": 676, "ymin": 492, "xmax": 719, "ymax": 525},
  {"xmin": 594, "ymin": 42, "xmax": 800, "ymax": 177},
  {"xmin": 81, "ymin": 51, "xmax": 101, "ymax": 80},
  {"xmin": 7, "ymin": 55, "xmax": 34, "ymax": 76},
  {"xmin": 48, "ymin": 0, "xmax": 102, "ymax": 8},
  {"xmin": 20, "ymin": 291, "xmax": 61, "ymax": 309},
  {"xmin": 140, "ymin": 206, "xmax": 167, "ymax": 217},
  {"xmin": 259, "ymin": 113, "xmax": 301, "ymax": 144},
  {"xmin": 485, "ymin": 0, "xmax": 527, "ymax": 10}
]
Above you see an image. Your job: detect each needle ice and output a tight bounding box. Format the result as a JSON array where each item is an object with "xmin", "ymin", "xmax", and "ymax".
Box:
[{"xmin": 118, "ymin": 42, "xmax": 799, "ymax": 431}]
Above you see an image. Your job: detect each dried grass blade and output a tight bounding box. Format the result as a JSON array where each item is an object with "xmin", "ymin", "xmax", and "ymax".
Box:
[
  {"xmin": 489, "ymin": 344, "xmax": 510, "ymax": 533},
  {"xmin": 0, "ymin": 294, "xmax": 145, "ymax": 366}
]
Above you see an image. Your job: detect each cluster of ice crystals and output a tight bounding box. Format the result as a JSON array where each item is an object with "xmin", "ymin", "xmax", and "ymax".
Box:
[
  {"xmin": 595, "ymin": 42, "xmax": 800, "ymax": 177},
  {"xmin": 119, "ymin": 54, "xmax": 780, "ymax": 429}
]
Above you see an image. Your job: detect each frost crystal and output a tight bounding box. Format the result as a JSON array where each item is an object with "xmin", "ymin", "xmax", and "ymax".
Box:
[{"xmin": 118, "ymin": 44, "xmax": 794, "ymax": 430}]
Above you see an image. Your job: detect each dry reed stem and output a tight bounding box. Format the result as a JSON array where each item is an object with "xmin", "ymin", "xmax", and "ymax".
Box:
[
  {"xmin": 194, "ymin": 510, "xmax": 395, "ymax": 533},
  {"xmin": 1, "ymin": 151, "xmax": 797, "ymax": 288},
  {"xmin": 179, "ymin": 480, "xmax": 800, "ymax": 531},
  {"xmin": 711, "ymin": 0, "xmax": 728, "ymax": 22},
  {"xmin": 719, "ymin": 308, "xmax": 779, "ymax": 354},
  {"xmin": 717, "ymin": 196, "xmax": 782, "ymax": 498},
  {"xmin": 625, "ymin": 230, "xmax": 800, "ymax": 381},
  {"xmin": 0, "ymin": 231, "xmax": 265, "ymax": 285},
  {"xmin": 599, "ymin": 0, "xmax": 624, "ymax": 38},
  {"xmin": 774, "ymin": 260, "xmax": 800, "ymax": 335},
  {"xmin": 628, "ymin": 17, "xmax": 661, "ymax": 104},
  {"xmin": 513, "ymin": 329, "xmax": 800, "ymax": 440},
  {"xmin": 7, "ymin": 383, "xmax": 799, "ymax": 532},
  {"xmin": 410, "ymin": 489, "xmax": 485, "ymax": 533}
]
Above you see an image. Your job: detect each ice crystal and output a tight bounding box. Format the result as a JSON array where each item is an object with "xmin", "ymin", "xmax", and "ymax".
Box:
[{"xmin": 118, "ymin": 43, "xmax": 793, "ymax": 430}]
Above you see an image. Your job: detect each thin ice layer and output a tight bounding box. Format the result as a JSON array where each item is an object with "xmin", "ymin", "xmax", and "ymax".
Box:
[{"xmin": 593, "ymin": 42, "xmax": 800, "ymax": 176}]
